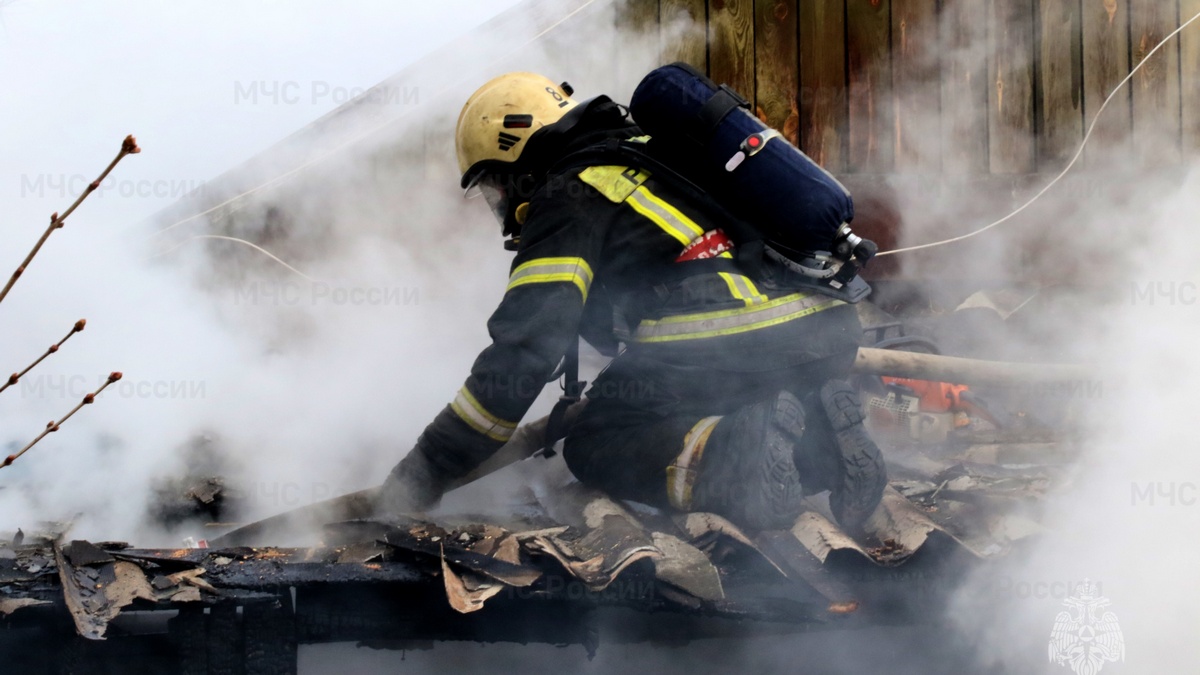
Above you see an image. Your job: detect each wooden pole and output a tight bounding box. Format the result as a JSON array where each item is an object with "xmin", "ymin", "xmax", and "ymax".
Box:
[{"xmin": 851, "ymin": 347, "xmax": 1090, "ymax": 385}]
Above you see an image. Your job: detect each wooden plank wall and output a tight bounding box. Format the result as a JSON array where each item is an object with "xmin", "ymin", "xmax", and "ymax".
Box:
[
  {"xmin": 799, "ymin": 0, "xmax": 847, "ymax": 170},
  {"xmin": 1082, "ymin": 0, "xmax": 1132, "ymax": 164},
  {"xmin": 1184, "ymin": 0, "xmax": 1200, "ymax": 155},
  {"xmin": 618, "ymin": 0, "xmax": 1200, "ymax": 174}
]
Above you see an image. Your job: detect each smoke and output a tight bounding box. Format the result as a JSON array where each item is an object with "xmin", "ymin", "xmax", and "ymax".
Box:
[
  {"xmin": 937, "ymin": 164, "xmax": 1200, "ymax": 672},
  {"xmin": 0, "ymin": 0, "xmax": 667, "ymax": 545},
  {"xmin": 879, "ymin": 7, "xmax": 1200, "ymax": 672}
]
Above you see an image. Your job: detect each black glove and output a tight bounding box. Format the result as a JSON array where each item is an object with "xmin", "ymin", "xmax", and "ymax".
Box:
[{"xmin": 379, "ymin": 449, "xmax": 453, "ymax": 515}]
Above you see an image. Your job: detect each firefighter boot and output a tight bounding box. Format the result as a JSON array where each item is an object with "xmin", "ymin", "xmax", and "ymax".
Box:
[
  {"xmin": 818, "ymin": 380, "xmax": 887, "ymax": 529},
  {"xmin": 687, "ymin": 391, "xmax": 807, "ymax": 531}
]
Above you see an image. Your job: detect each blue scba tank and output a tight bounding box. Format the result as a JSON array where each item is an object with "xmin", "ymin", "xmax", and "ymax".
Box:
[{"xmin": 629, "ymin": 63, "xmax": 854, "ymax": 255}]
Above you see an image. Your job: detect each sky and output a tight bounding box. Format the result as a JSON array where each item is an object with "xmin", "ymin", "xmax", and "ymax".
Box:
[
  {"xmin": 0, "ymin": 0, "xmax": 525, "ymax": 228},
  {"xmin": 0, "ymin": 0, "xmax": 550, "ymax": 537}
]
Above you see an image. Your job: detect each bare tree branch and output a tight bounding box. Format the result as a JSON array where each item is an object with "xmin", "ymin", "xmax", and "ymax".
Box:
[
  {"xmin": 2, "ymin": 371, "xmax": 123, "ymax": 470},
  {"xmin": 0, "ymin": 135, "xmax": 140, "ymax": 306},
  {"xmin": 0, "ymin": 319, "xmax": 86, "ymax": 396}
]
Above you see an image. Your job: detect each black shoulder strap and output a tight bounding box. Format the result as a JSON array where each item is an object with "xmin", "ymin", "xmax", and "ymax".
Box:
[
  {"xmin": 541, "ymin": 338, "xmax": 583, "ymax": 458},
  {"xmin": 549, "ymin": 140, "xmax": 684, "ymax": 188},
  {"xmin": 549, "ymin": 140, "xmax": 761, "ymax": 246},
  {"xmin": 690, "ymin": 84, "xmax": 750, "ymax": 143}
]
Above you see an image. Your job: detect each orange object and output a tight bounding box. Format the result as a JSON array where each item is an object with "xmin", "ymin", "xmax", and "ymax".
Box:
[
  {"xmin": 881, "ymin": 377, "xmax": 966, "ymax": 412},
  {"xmin": 881, "ymin": 377, "xmax": 1000, "ymax": 425}
]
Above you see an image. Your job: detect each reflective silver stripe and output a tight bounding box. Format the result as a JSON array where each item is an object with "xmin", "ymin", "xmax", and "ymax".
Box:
[
  {"xmin": 625, "ymin": 186, "xmax": 705, "ymax": 246},
  {"xmin": 508, "ymin": 262, "xmax": 593, "ymax": 287},
  {"xmin": 506, "ymin": 257, "xmax": 593, "ymax": 301},
  {"xmin": 450, "ymin": 386, "xmax": 517, "ymax": 442},
  {"xmin": 634, "ymin": 292, "xmax": 843, "ymax": 343},
  {"xmin": 719, "ymin": 272, "xmax": 767, "ymax": 306}
]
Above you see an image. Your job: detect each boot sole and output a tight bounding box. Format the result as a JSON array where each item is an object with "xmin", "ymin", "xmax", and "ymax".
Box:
[
  {"xmin": 744, "ymin": 392, "xmax": 807, "ymax": 530},
  {"xmin": 820, "ymin": 382, "xmax": 887, "ymax": 529}
]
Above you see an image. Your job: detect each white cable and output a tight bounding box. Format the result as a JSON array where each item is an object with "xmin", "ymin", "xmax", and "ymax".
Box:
[
  {"xmin": 878, "ymin": 8, "xmax": 1200, "ymax": 257},
  {"xmin": 148, "ymin": 235, "xmax": 320, "ymax": 282}
]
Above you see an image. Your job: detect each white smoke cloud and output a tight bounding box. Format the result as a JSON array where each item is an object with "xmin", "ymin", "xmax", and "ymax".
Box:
[
  {"xmin": 885, "ymin": 9, "xmax": 1200, "ymax": 672},
  {"xmin": 0, "ymin": 0, "xmax": 667, "ymax": 545},
  {"xmin": 939, "ymin": 163, "xmax": 1200, "ymax": 671}
]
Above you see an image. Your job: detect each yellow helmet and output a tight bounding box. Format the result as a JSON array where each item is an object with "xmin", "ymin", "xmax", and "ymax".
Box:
[{"xmin": 455, "ymin": 72, "xmax": 579, "ymax": 189}]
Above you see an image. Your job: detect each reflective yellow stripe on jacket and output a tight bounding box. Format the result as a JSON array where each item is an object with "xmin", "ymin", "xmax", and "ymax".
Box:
[
  {"xmin": 624, "ymin": 185, "xmax": 706, "ymax": 246},
  {"xmin": 634, "ymin": 292, "xmax": 844, "ymax": 343},
  {"xmin": 450, "ymin": 386, "xmax": 518, "ymax": 442},
  {"xmin": 580, "ymin": 166, "xmax": 705, "ymax": 247},
  {"xmin": 718, "ymin": 272, "xmax": 768, "ymax": 306},
  {"xmin": 579, "ymin": 166, "xmax": 765, "ymax": 308},
  {"xmin": 578, "ymin": 165, "xmax": 649, "ymax": 202},
  {"xmin": 506, "ymin": 257, "xmax": 593, "ymax": 302}
]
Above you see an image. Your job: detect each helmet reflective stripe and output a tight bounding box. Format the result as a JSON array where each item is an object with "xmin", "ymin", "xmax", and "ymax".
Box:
[{"xmin": 455, "ymin": 72, "xmax": 579, "ymax": 187}]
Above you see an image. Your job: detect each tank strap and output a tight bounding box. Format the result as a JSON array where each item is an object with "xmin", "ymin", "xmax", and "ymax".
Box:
[
  {"xmin": 550, "ymin": 141, "xmax": 761, "ymax": 246},
  {"xmin": 691, "ymin": 84, "xmax": 750, "ymax": 143}
]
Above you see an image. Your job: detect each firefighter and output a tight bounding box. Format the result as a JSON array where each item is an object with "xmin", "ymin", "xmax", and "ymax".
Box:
[{"xmin": 381, "ymin": 72, "xmax": 886, "ymax": 531}]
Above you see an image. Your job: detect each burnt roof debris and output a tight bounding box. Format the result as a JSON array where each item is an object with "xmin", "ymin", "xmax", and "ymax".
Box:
[
  {"xmin": 2, "ymin": 283, "xmax": 1084, "ymax": 656},
  {"xmin": 2, "ymin": 430, "xmax": 1060, "ymax": 638},
  {"xmin": 3, "ymin": 397, "xmax": 1067, "ymax": 641},
  {"xmin": 0, "ymin": 439, "xmax": 1057, "ymax": 675}
]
